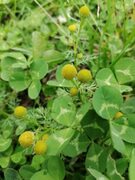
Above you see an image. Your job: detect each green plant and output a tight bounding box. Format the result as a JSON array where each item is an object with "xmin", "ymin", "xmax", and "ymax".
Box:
[{"xmin": 1, "ymin": 0, "xmax": 135, "ymax": 180}]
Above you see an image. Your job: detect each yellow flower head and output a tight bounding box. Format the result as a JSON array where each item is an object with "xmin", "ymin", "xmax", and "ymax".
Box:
[
  {"xmin": 34, "ymin": 140, "xmax": 47, "ymax": 155},
  {"xmin": 68, "ymin": 24, "xmax": 77, "ymax": 32},
  {"xmin": 14, "ymin": 106, "xmax": 27, "ymax": 118},
  {"xmin": 79, "ymin": 5, "xmax": 90, "ymax": 17},
  {"xmin": 42, "ymin": 134, "xmax": 49, "ymax": 141},
  {"xmin": 77, "ymin": 69, "xmax": 92, "ymax": 83},
  {"xmin": 18, "ymin": 131, "xmax": 34, "ymax": 148},
  {"xmin": 114, "ymin": 112, "xmax": 123, "ymax": 119},
  {"xmin": 62, "ymin": 64, "xmax": 77, "ymax": 80},
  {"xmin": 70, "ymin": 87, "xmax": 78, "ymax": 96}
]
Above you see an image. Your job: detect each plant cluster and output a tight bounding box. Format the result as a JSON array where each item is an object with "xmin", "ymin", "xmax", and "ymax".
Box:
[{"xmin": 0, "ymin": 0, "xmax": 135, "ymax": 180}]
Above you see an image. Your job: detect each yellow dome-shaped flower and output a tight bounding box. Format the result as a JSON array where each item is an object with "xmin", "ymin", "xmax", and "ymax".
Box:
[
  {"xmin": 77, "ymin": 69, "xmax": 92, "ymax": 82},
  {"xmin": 70, "ymin": 87, "xmax": 78, "ymax": 96},
  {"xmin": 34, "ymin": 140, "xmax": 47, "ymax": 155},
  {"xmin": 62, "ymin": 64, "xmax": 77, "ymax": 80},
  {"xmin": 18, "ymin": 131, "xmax": 34, "ymax": 148},
  {"xmin": 79, "ymin": 5, "xmax": 90, "ymax": 17},
  {"xmin": 114, "ymin": 112, "xmax": 123, "ymax": 119},
  {"xmin": 68, "ymin": 24, "xmax": 77, "ymax": 32},
  {"xmin": 14, "ymin": 106, "xmax": 27, "ymax": 118}
]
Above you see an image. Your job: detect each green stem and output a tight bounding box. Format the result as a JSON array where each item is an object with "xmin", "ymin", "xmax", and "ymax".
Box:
[
  {"xmin": 4, "ymin": 4, "xmax": 16, "ymax": 19},
  {"xmin": 71, "ymin": 79, "xmax": 79, "ymax": 88},
  {"xmin": 122, "ymin": 0, "xmax": 126, "ymax": 44},
  {"xmin": 73, "ymin": 18, "xmax": 84, "ymax": 68},
  {"xmin": 89, "ymin": 10, "xmax": 102, "ymax": 35},
  {"xmin": 97, "ymin": 31, "xmax": 104, "ymax": 69},
  {"xmin": 78, "ymin": 91, "xmax": 83, "ymax": 103}
]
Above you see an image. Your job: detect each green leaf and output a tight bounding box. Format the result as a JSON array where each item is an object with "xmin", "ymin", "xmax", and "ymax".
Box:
[
  {"xmin": 92, "ymin": 86, "xmax": 123, "ymax": 120},
  {"xmin": 118, "ymin": 85, "xmax": 132, "ymax": 93},
  {"xmin": 125, "ymin": 142, "xmax": 135, "ymax": 159},
  {"xmin": 81, "ymin": 110, "xmax": 109, "ymax": 139},
  {"xmin": 51, "ymin": 96, "xmax": 76, "ymax": 126},
  {"xmin": 47, "ymin": 79, "xmax": 74, "ymax": 87},
  {"xmin": 1, "ymin": 52, "xmax": 27, "ymax": 72},
  {"xmin": 4, "ymin": 168, "xmax": 22, "ymax": 180},
  {"xmin": 28, "ymin": 80, "xmax": 41, "ymax": 99},
  {"xmin": 1, "ymin": 57, "xmax": 17, "ymax": 81},
  {"xmin": 116, "ymin": 114, "xmax": 135, "ymax": 128},
  {"xmin": 2, "ymin": 120, "xmax": 14, "ymax": 138},
  {"xmin": 11, "ymin": 152, "xmax": 23, "ymax": 164},
  {"xmin": 0, "ymin": 137, "xmax": 12, "ymax": 152},
  {"xmin": 9, "ymin": 69, "xmax": 31, "ymax": 91},
  {"xmin": 112, "ymin": 122, "xmax": 135, "ymax": 143},
  {"xmin": 32, "ymin": 31, "xmax": 47, "ymax": 59},
  {"xmin": 47, "ymin": 156, "xmax": 65, "ymax": 180},
  {"xmin": 129, "ymin": 149, "xmax": 135, "ymax": 180},
  {"xmin": 3, "ymin": 52, "xmax": 27, "ymax": 69},
  {"xmin": 107, "ymin": 155, "xmax": 124, "ymax": 180},
  {"xmin": 75, "ymin": 103, "xmax": 90, "ymax": 125},
  {"xmin": 15, "ymin": 122, "xmax": 27, "ymax": 136},
  {"xmin": 20, "ymin": 9, "xmax": 45, "ymax": 29},
  {"xmin": 85, "ymin": 143, "xmax": 109, "ymax": 173},
  {"xmin": 62, "ymin": 131, "xmax": 89, "ymax": 157},
  {"xmin": 96, "ymin": 68, "xmax": 118, "ymax": 87},
  {"xmin": 43, "ymin": 50, "xmax": 65, "ymax": 64},
  {"xmin": 114, "ymin": 58, "xmax": 135, "ymax": 84},
  {"xmin": 121, "ymin": 97, "xmax": 135, "ymax": 114},
  {"xmin": 46, "ymin": 128, "xmax": 75, "ymax": 156},
  {"xmin": 110, "ymin": 123, "xmax": 127, "ymax": 155},
  {"xmin": 116, "ymin": 158, "xmax": 128, "ymax": 175},
  {"xmin": 30, "ymin": 59, "xmax": 48, "ymax": 80},
  {"xmin": 31, "ymin": 155, "xmax": 45, "ymax": 170},
  {"xmin": 3, "ymin": 146, "xmax": 13, "ymax": 156},
  {"xmin": 87, "ymin": 168, "xmax": 109, "ymax": 180},
  {"xmin": 19, "ymin": 165, "xmax": 36, "ymax": 180},
  {"xmin": 126, "ymin": 114, "xmax": 135, "ymax": 127},
  {"xmin": 30, "ymin": 170, "xmax": 52, "ymax": 180},
  {"xmin": 0, "ymin": 156, "xmax": 10, "ymax": 168},
  {"xmin": 95, "ymin": 68, "xmax": 132, "ymax": 93}
]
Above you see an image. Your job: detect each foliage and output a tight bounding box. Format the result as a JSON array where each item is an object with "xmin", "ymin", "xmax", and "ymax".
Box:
[{"xmin": 0, "ymin": 0, "xmax": 135, "ymax": 180}]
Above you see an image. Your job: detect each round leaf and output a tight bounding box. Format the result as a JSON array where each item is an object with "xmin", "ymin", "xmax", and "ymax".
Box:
[
  {"xmin": 0, "ymin": 156, "xmax": 10, "ymax": 168},
  {"xmin": 30, "ymin": 59, "xmax": 48, "ymax": 80},
  {"xmin": 28, "ymin": 80, "xmax": 41, "ymax": 99},
  {"xmin": 9, "ymin": 69, "xmax": 31, "ymax": 91},
  {"xmin": 96, "ymin": 68, "xmax": 118, "ymax": 87},
  {"xmin": 19, "ymin": 165, "xmax": 36, "ymax": 180},
  {"xmin": 30, "ymin": 170, "xmax": 52, "ymax": 180},
  {"xmin": 0, "ymin": 138, "xmax": 12, "ymax": 152},
  {"xmin": 46, "ymin": 128, "xmax": 75, "ymax": 156},
  {"xmin": 92, "ymin": 86, "xmax": 123, "ymax": 120},
  {"xmin": 114, "ymin": 58, "xmax": 135, "ymax": 84},
  {"xmin": 4, "ymin": 168, "xmax": 22, "ymax": 180},
  {"xmin": 51, "ymin": 96, "xmax": 76, "ymax": 126},
  {"xmin": 47, "ymin": 156, "xmax": 65, "ymax": 180}
]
